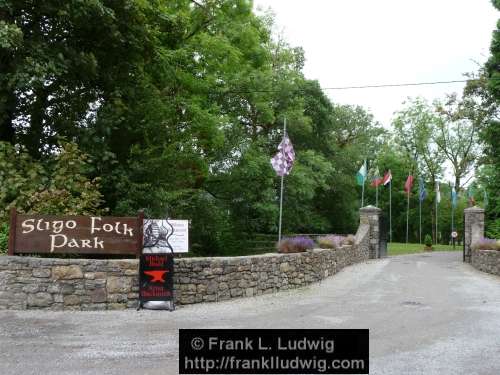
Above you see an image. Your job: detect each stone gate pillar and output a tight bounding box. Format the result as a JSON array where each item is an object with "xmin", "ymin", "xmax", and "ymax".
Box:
[
  {"xmin": 463, "ymin": 206, "xmax": 485, "ymax": 263},
  {"xmin": 359, "ymin": 206, "xmax": 383, "ymax": 259}
]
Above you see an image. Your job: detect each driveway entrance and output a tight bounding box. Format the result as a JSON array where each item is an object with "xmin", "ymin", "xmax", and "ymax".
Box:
[{"xmin": 0, "ymin": 251, "xmax": 499, "ymax": 375}]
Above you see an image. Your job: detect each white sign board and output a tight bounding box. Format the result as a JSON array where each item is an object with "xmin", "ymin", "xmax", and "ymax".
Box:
[
  {"xmin": 143, "ymin": 219, "xmax": 189, "ymax": 253},
  {"xmin": 451, "ymin": 231, "xmax": 458, "ymax": 239}
]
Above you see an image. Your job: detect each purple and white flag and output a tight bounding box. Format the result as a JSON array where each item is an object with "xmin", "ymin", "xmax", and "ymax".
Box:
[{"xmin": 270, "ymin": 134, "xmax": 295, "ymax": 176}]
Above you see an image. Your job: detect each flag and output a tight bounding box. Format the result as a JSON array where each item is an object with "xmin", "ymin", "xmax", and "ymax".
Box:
[
  {"xmin": 370, "ymin": 167, "xmax": 383, "ymax": 187},
  {"xmin": 467, "ymin": 185, "xmax": 475, "ymax": 205},
  {"xmin": 270, "ymin": 133, "xmax": 295, "ymax": 177},
  {"xmin": 382, "ymin": 170, "xmax": 392, "ymax": 186},
  {"xmin": 418, "ymin": 177, "xmax": 427, "ymax": 202},
  {"xmin": 356, "ymin": 160, "xmax": 367, "ymax": 186},
  {"xmin": 404, "ymin": 175, "xmax": 414, "ymax": 194},
  {"xmin": 436, "ymin": 182, "xmax": 441, "ymax": 204},
  {"xmin": 451, "ymin": 186, "xmax": 457, "ymax": 208}
]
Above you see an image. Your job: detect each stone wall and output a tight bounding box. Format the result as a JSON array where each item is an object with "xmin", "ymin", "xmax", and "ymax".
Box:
[
  {"xmin": 359, "ymin": 206, "xmax": 382, "ymax": 259},
  {"xmin": 0, "ymin": 257, "xmax": 138, "ymax": 310},
  {"xmin": 463, "ymin": 206, "xmax": 500, "ymax": 277},
  {"xmin": 464, "ymin": 206, "xmax": 485, "ymax": 263},
  {"xmin": 471, "ymin": 249, "xmax": 500, "ymax": 277},
  {"xmin": 0, "ymin": 207, "xmax": 375, "ymax": 310},
  {"xmin": 174, "ymin": 226, "xmax": 370, "ymax": 304}
]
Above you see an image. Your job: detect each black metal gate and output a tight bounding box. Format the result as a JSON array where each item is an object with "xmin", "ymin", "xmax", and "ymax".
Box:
[
  {"xmin": 379, "ymin": 212, "xmax": 388, "ymax": 258},
  {"xmin": 463, "ymin": 211, "xmax": 470, "ymax": 263}
]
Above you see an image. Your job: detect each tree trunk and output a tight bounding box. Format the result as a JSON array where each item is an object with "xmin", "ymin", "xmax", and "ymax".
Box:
[
  {"xmin": 25, "ymin": 86, "xmax": 49, "ymax": 159},
  {"xmin": 0, "ymin": 89, "xmax": 16, "ymax": 144}
]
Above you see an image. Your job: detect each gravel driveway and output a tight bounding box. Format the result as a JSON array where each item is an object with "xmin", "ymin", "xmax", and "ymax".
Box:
[{"xmin": 0, "ymin": 251, "xmax": 499, "ymax": 375}]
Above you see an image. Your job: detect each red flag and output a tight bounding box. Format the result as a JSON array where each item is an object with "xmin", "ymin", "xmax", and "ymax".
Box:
[
  {"xmin": 404, "ymin": 175, "xmax": 414, "ymax": 194},
  {"xmin": 382, "ymin": 170, "xmax": 392, "ymax": 186},
  {"xmin": 371, "ymin": 177, "xmax": 383, "ymax": 187}
]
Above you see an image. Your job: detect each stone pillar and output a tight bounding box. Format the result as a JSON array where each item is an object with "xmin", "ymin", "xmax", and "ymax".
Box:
[
  {"xmin": 359, "ymin": 206, "xmax": 382, "ymax": 259},
  {"xmin": 463, "ymin": 206, "xmax": 485, "ymax": 263}
]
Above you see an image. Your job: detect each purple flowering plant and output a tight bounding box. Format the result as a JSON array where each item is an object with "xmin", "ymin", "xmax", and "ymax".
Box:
[{"xmin": 277, "ymin": 236, "xmax": 315, "ymax": 253}]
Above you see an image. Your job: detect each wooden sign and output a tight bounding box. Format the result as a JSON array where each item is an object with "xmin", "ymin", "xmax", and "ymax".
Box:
[
  {"xmin": 8, "ymin": 208, "xmax": 143, "ymax": 256},
  {"xmin": 139, "ymin": 254, "xmax": 174, "ymax": 302}
]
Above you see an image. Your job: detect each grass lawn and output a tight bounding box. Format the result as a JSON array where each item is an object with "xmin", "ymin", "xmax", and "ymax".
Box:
[{"xmin": 388, "ymin": 242, "xmax": 460, "ymax": 256}]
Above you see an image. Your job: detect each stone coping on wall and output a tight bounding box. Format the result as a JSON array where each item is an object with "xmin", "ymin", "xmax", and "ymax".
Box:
[{"xmin": 471, "ymin": 248, "xmax": 500, "ymax": 277}]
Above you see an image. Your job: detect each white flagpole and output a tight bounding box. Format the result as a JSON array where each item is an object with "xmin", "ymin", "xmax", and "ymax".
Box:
[
  {"xmin": 406, "ymin": 174, "xmax": 410, "ymax": 244},
  {"xmin": 389, "ymin": 179, "xmax": 392, "ymax": 243},
  {"xmin": 435, "ymin": 184, "xmax": 438, "ymax": 245},
  {"xmin": 361, "ymin": 176, "xmax": 365, "ymax": 207},
  {"xmin": 278, "ymin": 118, "xmax": 286, "ymax": 243},
  {"xmin": 419, "ymin": 197, "xmax": 422, "ymax": 244},
  {"xmin": 451, "ymin": 189, "xmax": 455, "ymax": 249}
]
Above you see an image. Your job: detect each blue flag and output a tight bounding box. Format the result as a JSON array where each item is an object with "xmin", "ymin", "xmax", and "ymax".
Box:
[
  {"xmin": 451, "ymin": 186, "xmax": 457, "ymax": 208},
  {"xmin": 418, "ymin": 177, "xmax": 427, "ymax": 202}
]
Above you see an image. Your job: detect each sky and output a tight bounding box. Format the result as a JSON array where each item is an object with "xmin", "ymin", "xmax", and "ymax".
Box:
[{"xmin": 253, "ymin": 0, "xmax": 499, "ymax": 128}]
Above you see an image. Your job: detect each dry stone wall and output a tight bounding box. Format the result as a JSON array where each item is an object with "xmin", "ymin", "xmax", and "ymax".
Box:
[
  {"xmin": 464, "ymin": 206, "xmax": 500, "ymax": 277},
  {"xmin": 0, "ymin": 208, "xmax": 375, "ymax": 310},
  {"xmin": 174, "ymin": 233, "xmax": 369, "ymax": 304},
  {"xmin": 0, "ymin": 257, "xmax": 138, "ymax": 310},
  {"xmin": 471, "ymin": 249, "xmax": 500, "ymax": 277}
]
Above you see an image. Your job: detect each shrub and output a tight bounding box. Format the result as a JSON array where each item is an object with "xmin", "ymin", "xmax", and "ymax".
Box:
[
  {"xmin": 472, "ymin": 238, "xmax": 500, "ymax": 251},
  {"xmin": 0, "ymin": 140, "xmax": 105, "ymax": 223},
  {"xmin": 342, "ymin": 234, "xmax": 355, "ymax": 245},
  {"xmin": 485, "ymin": 218, "xmax": 500, "ymax": 239},
  {"xmin": 317, "ymin": 235, "xmax": 345, "ymax": 249},
  {"xmin": 0, "ymin": 224, "xmax": 8, "ymax": 254},
  {"xmin": 277, "ymin": 236, "xmax": 315, "ymax": 253},
  {"xmin": 424, "ymin": 234, "xmax": 433, "ymax": 247}
]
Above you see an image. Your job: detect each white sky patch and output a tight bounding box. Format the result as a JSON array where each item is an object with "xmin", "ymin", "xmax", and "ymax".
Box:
[{"xmin": 253, "ymin": 0, "xmax": 498, "ymax": 127}]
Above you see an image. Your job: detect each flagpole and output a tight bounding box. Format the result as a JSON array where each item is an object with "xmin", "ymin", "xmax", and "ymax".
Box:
[
  {"xmin": 389, "ymin": 179, "xmax": 392, "ymax": 243},
  {"xmin": 419, "ymin": 197, "xmax": 422, "ymax": 244},
  {"xmin": 278, "ymin": 173, "xmax": 284, "ymax": 242},
  {"xmin": 406, "ymin": 174, "xmax": 410, "ymax": 244},
  {"xmin": 278, "ymin": 118, "xmax": 286, "ymax": 243},
  {"xmin": 451, "ymin": 198, "xmax": 455, "ymax": 250},
  {"xmin": 406, "ymin": 191, "xmax": 410, "ymax": 244},
  {"xmin": 361, "ymin": 177, "xmax": 365, "ymax": 207},
  {"xmin": 435, "ymin": 188, "xmax": 438, "ymax": 245}
]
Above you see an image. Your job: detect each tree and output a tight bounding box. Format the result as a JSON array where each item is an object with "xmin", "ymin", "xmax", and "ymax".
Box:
[
  {"xmin": 433, "ymin": 94, "xmax": 486, "ymax": 190},
  {"xmin": 392, "ymin": 98, "xmax": 446, "ymax": 242},
  {"xmin": 392, "ymin": 98, "xmax": 444, "ymax": 184},
  {"xmin": 481, "ymin": 0, "xmax": 500, "ymax": 237},
  {"xmin": 0, "ymin": 1, "xmax": 388, "ymax": 255}
]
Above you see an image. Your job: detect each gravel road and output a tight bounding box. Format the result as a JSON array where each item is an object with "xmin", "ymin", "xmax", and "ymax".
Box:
[{"xmin": 0, "ymin": 251, "xmax": 499, "ymax": 375}]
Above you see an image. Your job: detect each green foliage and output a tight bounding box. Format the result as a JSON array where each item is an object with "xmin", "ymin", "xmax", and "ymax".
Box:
[
  {"xmin": 485, "ymin": 219, "xmax": 500, "ymax": 239},
  {"xmin": 424, "ymin": 234, "xmax": 433, "ymax": 247},
  {"xmin": 0, "ymin": 1, "xmax": 386, "ymax": 255},
  {"xmin": 482, "ymin": 4, "xmax": 500, "ymax": 235},
  {"xmin": 0, "ymin": 224, "xmax": 8, "ymax": 254},
  {"xmin": 0, "ymin": 141, "xmax": 104, "ymax": 223}
]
